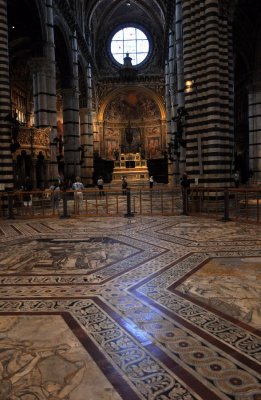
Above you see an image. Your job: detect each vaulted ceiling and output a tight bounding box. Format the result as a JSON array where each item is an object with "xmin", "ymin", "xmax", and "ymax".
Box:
[
  {"xmin": 7, "ymin": 0, "xmax": 261, "ymax": 83},
  {"xmin": 83, "ymin": 0, "xmax": 175, "ymax": 76}
]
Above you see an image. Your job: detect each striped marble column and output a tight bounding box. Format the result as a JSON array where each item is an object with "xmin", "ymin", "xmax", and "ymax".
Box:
[
  {"xmin": 62, "ymin": 30, "xmax": 80, "ymax": 180},
  {"xmin": 45, "ymin": 0, "xmax": 58, "ymax": 183},
  {"xmin": 92, "ymin": 111, "xmax": 99, "ymax": 157},
  {"xmin": 165, "ymin": 60, "xmax": 174, "ymax": 185},
  {"xmin": 30, "ymin": 58, "xmax": 50, "ymax": 128},
  {"xmin": 0, "ymin": 0, "xmax": 14, "ymax": 189},
  {"xmin": 30, "ymin": 56, "xmax": 58, "ymax": 184},
  {"xmin": 80, "ymin": 65, "xmax": 93, "ymax": 185},
  {"xmin": 249, "ymin": 84, "xmax": 261, "ymax": 183},
  {"xmin": 182, "ymin": 0, "xmax": 234, "ymax": 187},
  {"xmin": 175, "ymin": 0, "xmax": 186, "ymax": 172},
  {"xmin": 62, "ymin": 88, "xmax": 80, "ymax": 179}
]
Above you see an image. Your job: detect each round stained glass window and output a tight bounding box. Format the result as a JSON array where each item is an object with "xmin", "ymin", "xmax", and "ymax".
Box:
[{"xmin": 110, "ymin": 26, "xmax": 150, "ymax": 66}]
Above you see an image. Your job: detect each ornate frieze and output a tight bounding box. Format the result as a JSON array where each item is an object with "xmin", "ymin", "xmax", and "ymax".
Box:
[{"xmin": 15, "ymin": 127, "xmax": 51, "ymax": 159}]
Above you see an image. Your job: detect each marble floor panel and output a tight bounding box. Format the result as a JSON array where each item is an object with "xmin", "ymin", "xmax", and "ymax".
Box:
[{"xmin": 0, "ymin": 216, "xmax": 260, "ymax": 400}]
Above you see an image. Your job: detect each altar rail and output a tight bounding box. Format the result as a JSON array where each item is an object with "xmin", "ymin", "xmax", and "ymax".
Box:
[
  {"xmin": 0, "ymin": 187, "xmax": 182, "ymax": 219},
  {"xmin": 0, "ymin": 187, "xmax": 261, "ymax": 224},
  {"xmin": 189, "ymin": 187, "xmax": 261, "ymax": 224}
]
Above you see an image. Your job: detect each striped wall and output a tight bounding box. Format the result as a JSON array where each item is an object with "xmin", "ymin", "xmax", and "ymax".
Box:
[
  {"xmin": 0, "ymin": 0, "xmax": 14, "ymax": 189},
  {"xmin": 182, "ymin": 0, "xmax": 234, "ymax": 187}
]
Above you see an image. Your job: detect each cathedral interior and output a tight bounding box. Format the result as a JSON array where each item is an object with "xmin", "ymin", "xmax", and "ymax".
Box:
[
  {"xmin": 1, "ymin": 0, "xmax": 261, "ymax": 189},
  {"xmin": 0, "ymin": 1, "xmax": 261, "ymax": 399}
]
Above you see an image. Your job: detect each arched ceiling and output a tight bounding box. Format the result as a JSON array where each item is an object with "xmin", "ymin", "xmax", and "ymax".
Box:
[
  {"xmin": 84, "ymin": 0, "xmax": 167, "ymax": 31},
  {"xmin": 83, "ymin": 0, "xmax": 174, "ymax": 76}
]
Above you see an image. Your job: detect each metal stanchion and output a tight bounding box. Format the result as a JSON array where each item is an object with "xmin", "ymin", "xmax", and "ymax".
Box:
[
  {"xmin": 60, "ymin": 190, "xmax": 70, "ymax": 218},
  {"xmin": 124, "ymin": 188, "xmax": 134, "ymax": 218}
]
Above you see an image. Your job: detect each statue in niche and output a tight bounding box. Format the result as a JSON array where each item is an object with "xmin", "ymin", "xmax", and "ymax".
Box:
[
  {"xmin": 54, "ymin": 134, "xmax": 64, "ymax": 157},
  {"xmin": 172, "ymin": 107, "xmax": 188, "ymax": 149}
]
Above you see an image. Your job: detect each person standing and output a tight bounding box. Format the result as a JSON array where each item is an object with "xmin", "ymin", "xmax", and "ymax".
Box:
[
  {"xmin": 149, "ymin": 176, "xmax": 154, "ymax": 189},
  {"xmin": 49, "ymin": 180, "xmax": 61, "ymax": 214},
  {"xmin": 72, "ymin": 176, "xmax": 84, "ymax": 214},
  {"xmin": 21, "ymin": 176, "xmax": 33, "ymax": 214},
  {"xmin": 97, "ymin": 176, "xmax": 105, "ymax": 196}
]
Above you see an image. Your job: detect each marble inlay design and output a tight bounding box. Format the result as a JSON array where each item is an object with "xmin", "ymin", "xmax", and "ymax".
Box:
[
  {"xmin": 0, "ymin": 237, "xmax": 139, "ymax": 274},
  {"xmin": 0, "ymin": 216, "xmax": 260, "ymax": 400},
  {"xmin": 0, "ymin": 315, "xmax": 122, "ymax": 400},
  {"xmin": 176, "ymin": 257, "xmax": 261, "ymax": 329}
]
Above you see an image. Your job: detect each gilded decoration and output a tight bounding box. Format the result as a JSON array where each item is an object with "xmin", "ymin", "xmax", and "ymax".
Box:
[
  {"xmin": 16, "ymin": 128, "xmax": 50, "ymax": 158},
  {"xmin": 101, "ymin": 91, "xmax": 164, "ymax": 159},
  {"xmin": 103, "ymin": 92, "xmax": 160, "ymax": 122},
  {"xmin": 18, "ymin": 127, "xmax": 51, "ymax": 147}
]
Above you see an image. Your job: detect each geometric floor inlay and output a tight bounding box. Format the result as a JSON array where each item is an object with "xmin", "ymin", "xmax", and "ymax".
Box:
[{"xmin": 0, "ymin": 215, "xmax": 260, "ymax": 400}]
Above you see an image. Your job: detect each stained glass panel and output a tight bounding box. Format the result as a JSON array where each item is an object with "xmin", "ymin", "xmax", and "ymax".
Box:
[{"xmin": 110, "ymin": 26, "xmax": 149, "ymax": 66}]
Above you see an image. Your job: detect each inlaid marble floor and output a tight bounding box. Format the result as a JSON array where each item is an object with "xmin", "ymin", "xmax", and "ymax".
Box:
[{"xmin": 0, "ymin": 216, "xmax": 260, "ymax": 399}]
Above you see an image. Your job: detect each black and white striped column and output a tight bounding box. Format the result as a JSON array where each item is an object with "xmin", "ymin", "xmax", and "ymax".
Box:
[
  {"xmin": 45, "ymin": 0, "xmax": 58, "ymax": 183},
  {"xmin": 30, "ymin": 58, "xmax": 51, "ymax": 128},
  {"xmin": 62, "ymin": 88, "xmax": 80, "ymax": 179},
  {"xmin": 0, "ymin": 0, "xmax": 14, "ymax": 189},
  {"xmin": 63, "ymin": 31, "xmax": 80, "ymax": 179},
  {"xmin": 182, "ymin": 0, "xmax": 234, "ymax": 187},
  {"xmin": 80, "ymin": 64, "xmax": 93, "ymax": 185},
  {"xmin": 165, "ymin": 59, "xmax": 174, "ymax": 185},
  {"xmin": 249, "ymin": 84, "xmax": 261, "ymax": 183},
  {"xmin": 175, "ymin": 0, "xmax": 186, "ymax": 171}
]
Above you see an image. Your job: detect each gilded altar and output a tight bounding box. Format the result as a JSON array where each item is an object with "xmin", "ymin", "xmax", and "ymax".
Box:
[{"xmin": 112, "ymin": 153, "xmax": 149, "ymax": 182}]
